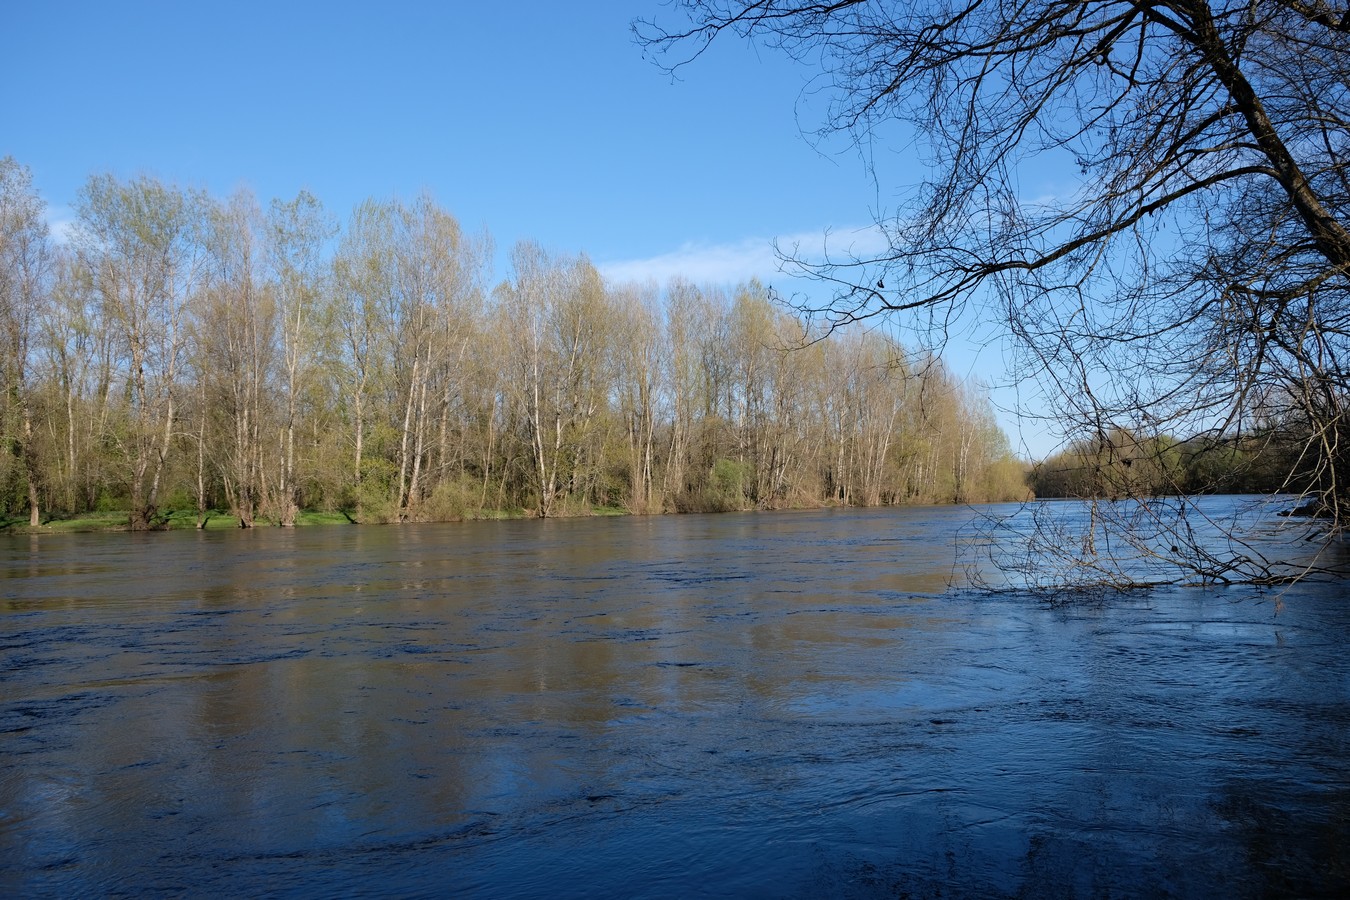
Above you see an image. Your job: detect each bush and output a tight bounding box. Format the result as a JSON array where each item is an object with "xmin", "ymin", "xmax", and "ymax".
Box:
[{"xmin": 417, "ymin": 476, "xmax": 480, "ymax": 522}]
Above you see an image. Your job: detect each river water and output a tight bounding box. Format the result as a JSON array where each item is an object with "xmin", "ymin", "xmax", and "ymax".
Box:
[{"xmin": 2, "ymin": 502, "xmax": 1348, "ymax": 897}]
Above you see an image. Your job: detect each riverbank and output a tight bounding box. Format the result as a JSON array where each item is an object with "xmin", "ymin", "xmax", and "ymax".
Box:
[
  {"xmin": 1, "ymin": 491, "xmax": 1311, "ymax": 535},
  {"xmin": 0, "ymin": 509, "xmax": 356, "ymax": 534},
  {"xmin": 0, "ymin": 503, "xmax": 634, "ymax": 534}
]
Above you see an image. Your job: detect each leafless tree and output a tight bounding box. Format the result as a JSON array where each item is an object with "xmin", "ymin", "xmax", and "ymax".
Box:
[
  {"xmin": 74, "ymin": 174, "xmax": 205, "ymax": 530},
  {"xmin": 0, "ymin": 158, "xmax": 51, "ymax": 526},
  {"xmin": 196, "ymin": 189, "xmax": 274, "ymax": 528},
  {"xmin": 639, "ymin": 1, "xmax": 1350, "ymax": 584},
  {"xmin": 269, "ymin": 191, "xmax": 335, "ymax": 526}
]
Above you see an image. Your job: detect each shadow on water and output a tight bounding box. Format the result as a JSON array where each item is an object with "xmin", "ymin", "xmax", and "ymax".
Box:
[{"xmin": 2, "ymin": 503, "xmax": 1348, "ymax": 897}]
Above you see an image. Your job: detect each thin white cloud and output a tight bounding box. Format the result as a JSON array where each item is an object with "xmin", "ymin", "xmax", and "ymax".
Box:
[
  {"xmin": 599, "ymin": 237, "xmax": 778, "ymax": 285},
  {"xmin": 598, "ymin": 224, "xmax": 889, "ymax": 287},
  {"xmin": 44, "ymin": 205, "xmax": 77, "ymax": 245},
  {"xmin": 775, "ymin": 224, "xmax": 892, "ymax": 266}
]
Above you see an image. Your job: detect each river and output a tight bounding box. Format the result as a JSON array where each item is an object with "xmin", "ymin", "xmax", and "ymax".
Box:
[{"xmin": 2, "ymin": 501, "xmax": 1348, "ymax": 897}]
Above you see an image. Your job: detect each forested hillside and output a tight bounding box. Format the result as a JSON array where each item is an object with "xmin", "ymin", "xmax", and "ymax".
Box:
[{"xmin": 0, "ymin": 160, "xmax": 1028, "ymax": 529}]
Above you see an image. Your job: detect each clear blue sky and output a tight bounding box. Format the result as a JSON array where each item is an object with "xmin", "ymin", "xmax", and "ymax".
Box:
[{"xmin": 3, "ymin": 0, "xmax": 1062, "ymax": 458}]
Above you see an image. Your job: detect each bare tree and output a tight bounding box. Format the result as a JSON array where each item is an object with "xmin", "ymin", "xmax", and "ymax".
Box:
[
  {"xmin": 383, "ymin": 194, "xmax": 486, "ymax": 520},
  {"xmin": 197, "ymin": 190, "xmax": 275, "ymax": 528},
  {"xmin": 74, "ymin": 174, "xmax": 205, "ymax": 530},
  {"xmin": 612, "ymin": 282, "xmax": 667, "ymax": 513},
  {"xmin": 0, "ymin": 158, "xmax": 51, "ymax": 526},
  {"xmin": 331, "ymin": 200, "xmax": 395, "ymax": 519},
  {"xmin": 640, "ymin": 1, "xmax": 1350, "ymax": 583},
  {"xmin": 268, "ymin": 191, "xmax": 334, "ymax": 526},
  {"xmin": 499, "ymin": 243, "xmax": 615, "ymax": 517}
]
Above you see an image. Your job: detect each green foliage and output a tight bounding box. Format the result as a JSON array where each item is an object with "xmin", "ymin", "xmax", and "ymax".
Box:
[
  {"xmin": 673, "ymin": 458, "xmax": 751, "ymax": 513},
  {"xmin": 94, "ymin": 490, "xmax": 127, "ymax": 513},
  {"xmin": 417, "ymin": 475, "xmax": 480, "ymax": 522},
  {"xmin": 711, "ymin": 458, "xmax": 748, "ymax": 505},
  {"xmin": 354, "ymin": 482, "xmax": 398, "ymax": 524}
]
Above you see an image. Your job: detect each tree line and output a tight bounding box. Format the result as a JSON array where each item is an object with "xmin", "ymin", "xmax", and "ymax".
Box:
[
  {"xmin": 0, "ymin": 158, "xmax": 1029, "ymax": 529},
  {"xmin": 1027, "ymin": 426, "xmax": 1316, "ymax": 500}
]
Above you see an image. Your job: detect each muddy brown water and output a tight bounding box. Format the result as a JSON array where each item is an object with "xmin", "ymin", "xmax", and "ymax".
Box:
[{"xmin": 2, "ymin": 502, "xmax": 1348, "ymax": 897}]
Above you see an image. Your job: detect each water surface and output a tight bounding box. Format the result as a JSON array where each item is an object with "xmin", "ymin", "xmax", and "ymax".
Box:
[{"xmin": 3, "ymin": 503, "xmax": 1348, "ymax": 897}]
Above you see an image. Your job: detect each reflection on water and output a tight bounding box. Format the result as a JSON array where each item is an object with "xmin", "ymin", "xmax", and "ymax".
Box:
[
  {"xmin": 2, "ymin": 503, "xmax": 1348, "ymax": 897},
  {"xmin": 970, "ymin": 494, "xmax": 1350, "ymax": 589}
]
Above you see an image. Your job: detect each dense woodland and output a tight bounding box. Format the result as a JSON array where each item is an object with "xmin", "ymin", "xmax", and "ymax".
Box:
[{"xmin": 0, "ymin": 159, "xmax": 1030, "ymax": 529}]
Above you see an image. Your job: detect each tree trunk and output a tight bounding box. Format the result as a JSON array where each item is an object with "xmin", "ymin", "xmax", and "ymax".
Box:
[{"xmin": 21, "ymin": 404, "xmax": 40, "ymax": 527}]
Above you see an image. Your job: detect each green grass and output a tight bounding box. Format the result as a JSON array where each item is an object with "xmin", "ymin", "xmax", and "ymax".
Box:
[
  {"xmin": 39, "ymin": 511, "xmax": 132, "ymax": 532},
  {"xmin": 185, "ymin": 511, "xmax": 249, "ymax": 530},
  {"xmin": 297, "ymin": 510, "xmax": 358, "ymax": 526},
  {"xmin": 5, "ymin": 502, "xmax": 628, "ymax": 533},
  {"xmin": 5, "ymin": 507, "xmax": 358, "ymax": 533}
]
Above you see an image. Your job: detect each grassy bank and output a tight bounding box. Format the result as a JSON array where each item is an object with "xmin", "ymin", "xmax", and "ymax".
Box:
[{"xmin": 0, "ymin": 504, "xmax": 629, "ymax": 534}]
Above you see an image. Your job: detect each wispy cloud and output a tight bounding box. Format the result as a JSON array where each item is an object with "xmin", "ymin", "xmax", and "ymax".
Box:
[
  {"xmin": 599, "ymin": 237, "xmax": 779, "ymax": 286},
  {"xmin": 44, "ymin": 205, "xmax": 77, "ymax": 245},
  {"xmin": 598, "ymin": 225, "xmax": 889, "ymax": 287}
]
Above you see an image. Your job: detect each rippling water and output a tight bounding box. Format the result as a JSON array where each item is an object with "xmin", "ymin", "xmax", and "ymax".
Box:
[{"xmin": 2, "ymin": 503, "xmax": 1348, "ymax": 897}]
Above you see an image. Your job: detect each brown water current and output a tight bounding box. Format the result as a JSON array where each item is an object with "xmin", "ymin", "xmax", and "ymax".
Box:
[{"xmin": 2, "ymin": 502, "xmax": 1348, "ymax": 897}]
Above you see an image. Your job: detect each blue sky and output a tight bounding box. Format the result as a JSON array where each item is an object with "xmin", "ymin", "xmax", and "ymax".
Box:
[{"xmin": 4, "ymin": 0, "xmax": 1060, "ymax": 458}]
